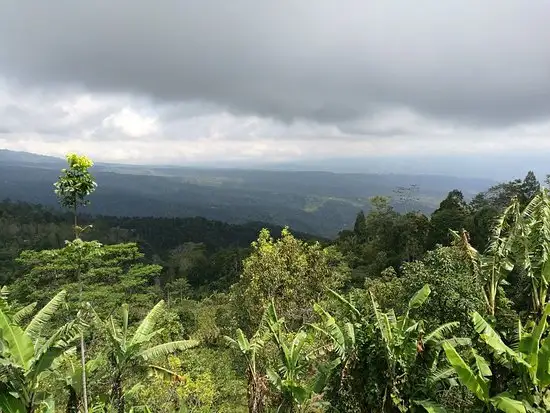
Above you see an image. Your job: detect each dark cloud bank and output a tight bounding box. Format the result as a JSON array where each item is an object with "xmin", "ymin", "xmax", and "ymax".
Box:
[{"xmin": 0, "ymin": 0, "xmax": 549, "ymax": 127}]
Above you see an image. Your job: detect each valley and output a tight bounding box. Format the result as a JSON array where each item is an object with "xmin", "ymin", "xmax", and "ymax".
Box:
[{"xmin": 0, "ymin": 149, "xmax": 494, "ymax": 237}]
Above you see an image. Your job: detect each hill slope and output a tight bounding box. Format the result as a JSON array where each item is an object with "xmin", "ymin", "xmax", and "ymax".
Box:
[{"xmin": 0, "ymin": 150, "xmax": 495, "ymax": 236}]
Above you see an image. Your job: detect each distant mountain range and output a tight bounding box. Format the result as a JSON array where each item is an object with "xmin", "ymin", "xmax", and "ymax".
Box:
[
  {"xmin": 0, "ymin": 149, "xmax": 497, "ymax": 237},
  {"xmin": 242, "ymin": 155, "xmax": 549, "ymax": 182}
]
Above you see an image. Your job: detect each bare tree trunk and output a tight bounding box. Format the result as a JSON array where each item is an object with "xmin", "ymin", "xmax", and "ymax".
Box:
[
  {"xmin": 74, "ymin": 207, "xmax": 89, "ymax": 413},
  {"xmin": 111, "ymin": 374, "xmax": 125, "ymax": 413},
  {"xmin": 248, "ymin": 370, "xmax": 265, "ymax": 413},
  {"xmin": 66, "ymin": 385, "xmax": 79, "ymax": 413},
  {"xmin": 74, "ymin": 211, "xmax": 78, "ymax": 239},
  {"xmin": 80, "ymin": 333, "xmax": 89, "ymax": 413},
  {"xmin": 247, "ymin": 369, "xmax": 256, "ymax": 413}
]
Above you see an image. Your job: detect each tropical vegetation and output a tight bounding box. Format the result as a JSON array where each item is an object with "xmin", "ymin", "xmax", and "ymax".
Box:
[{"xmin": 1, "ymin": 155, "xmax": 550, "ymax": 411}]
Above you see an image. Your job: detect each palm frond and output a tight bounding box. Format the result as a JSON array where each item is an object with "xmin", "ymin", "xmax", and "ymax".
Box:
[
  {"xmin": 121, "ymin": 303, "xmax": 129, "ymax": 344},
  {"xmin": 0, "ymin": 286, "xmax": 12, "ymax": 320},
  {"xmin": 24, "ymin": 290, "xmax": 67, "ymax": 340},
  {"xmin": 429, "ymin": 367, "xmax": 456, "ymax": 384},
  {"xmin": 441, "ymin": 337, "xmax": 471, "ymax": 347},
  {"xmin": 102, "ymin": 315, "xmax": 123, "ymax": 352},
  {"xmin": 225, "ymin": 328, "xmax": 256, "ymax": 355},
  {"xmin": 148, "ymin": 364, "xmax": 185, "ymax": 381},
  {"xmin": 311, "ymin": 303, "xmax": 347, "ymax": 357},
  {"xmin": 0, "ymin": 390, "xmax": 27, "ymax": 413},
  {"xmin": 408, "ymin": 284, "xmax": 431, "ymax": 310},
  {"xmin": 130, "ymin": 300, "xmax": 165, "ymax": 346},
  {"xmin": 536, "ymin": 336, "xmax": 550, "ymax": 387},
  {"xmin": 471, "ymin": 348, "xmax": 492, "ymax": 377},
  {"xmin": 442, "ymin": 342, "xmax": 489, "ymax": 402},
  {"xmin": 344, "ymin": 322, "xmax": 356, "ymax": 347},
  {"xmin": 0, "ymin": 307, "xmax": 34, "ymax": 370},
  {"xmin": 138, "ymin": 340, "xmax": 199, "ymax": 361},
  {"xmin": 450, "ymin": 229, "xmax": 481, "ymax": 276},
  {"xmin": 327, "ymin": 288, "xmax": 361, "ymax": 318},
  {"xmin": 30, "ymin": 346, "xmax": 65, "ymax": 381},
  {"xmin": 414, "ymin": 399, "xmax": 449, "ymax": 412},
  {"xmin": 425, "ymin": 322, "xmax": 460, "ymax": 345},
  {"xmin": 31, "ymin": 321, "xmax": 80, "ymax": 379},
  {"xmin": 266, "ymin": 367, "xmax": 283, "ymax": 390},
  {"xmin": 0, "ymin": 285, "xmax": 9, "ymax": 301},
  {"xmin": 489, "ymin": 393, "xmax": 527, "ymax": 413},
  {"xmin": 12, "ymin": 303, "xmax": 37, "ymax": 325},
  {"xmin": 472, "ymin": 312, "xmax": 529, "ymax": 368},
  {"xmin": 370, "ymin": 292, "xmax": 392, "ymax": 345},
  {"xmin": 312, "ymin": 358, "xmax": 341, "ymax": 394}
]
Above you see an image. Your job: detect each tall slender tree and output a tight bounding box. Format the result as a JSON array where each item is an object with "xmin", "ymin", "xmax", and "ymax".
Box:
[
  {"xmin": 428, "ymin": 189, "xmax": 469, "ymax": 248},
  {"xmin": 353, "ymin": 210, "xmax": 368, "ymax": 241},
  {"xmin": 521, "ymin": 171, "xmax": 540, "ymax": 205},
  {"xmin": 54, "ymin": 153, "xmax": 97, "ymax": 413},
  {"xmin": 54, "ymin": 154, "xmax": 97, "ymax": 240}
]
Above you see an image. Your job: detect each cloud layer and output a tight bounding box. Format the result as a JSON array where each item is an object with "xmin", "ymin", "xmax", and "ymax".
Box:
[{"xmin": 0, "ymin": 1, "xmax": 549, "ymax": 165}]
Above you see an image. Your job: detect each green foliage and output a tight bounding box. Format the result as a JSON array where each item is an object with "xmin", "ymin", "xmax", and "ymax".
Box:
[
  {"xmin": 14, "ymin": 240, "xmax": 161, "ymax": 318},
  {"xmin": 317, "ymin": 285, "xmax": 464, "ymax": 412},
  {"xmin": 513, "ymin": 189, "xmax": 550, "ymax": 316},
  {"xmin": 95, "ymin": 300, "xmax": 199, "ymax": 412},
  {"xmin": 427, "ymin": 190, "xmax": 470, "ymax": 249},
  {"xmin": 458, "ymin": 195, "xmax": 520, "ymax": 314},
  {"xmin": 337, "ymin": 199, "xmax": 430, "ymax": 285},
  {"xmin": 353, "ymin": 210, "xmax": 367, "ymax": 241},
  {"xmin": 235, "ymin": 228, "xmax": 349, "ymax": 331},
  {"xmin": 400, "ymin": 245, "xmax": 486, "ymax": 336},
  {"xmin": 54, "ymin": 154, "xmax": 96, "ymax": 209},
  {"xmin": 264, "ymin": 301, "xmax": 337, "ymax": 412},
  {"xmin": 225, "ymin": 322, "xmax": 270, "ymax": 412},
  {"xmin": 0, "ymin": 199, "xmax": 306, "ymax": 296},
  {"xmin": 467, "ymin": 171, "xmax": 542, "ymax": 251},
  {"xmin": 0, "ymin": 289, "xmax": 80, "ymax": 412},
  {"xmin": 443, "ymin": 306, "xmax": 550, "ymax": 411},
  {"xmin": 5, "ymin": 153, "xmax": 550, "ymax": 412},
  {"xmin": 127, "ymin": 351, "xmax": 247, "ymax": 413}
]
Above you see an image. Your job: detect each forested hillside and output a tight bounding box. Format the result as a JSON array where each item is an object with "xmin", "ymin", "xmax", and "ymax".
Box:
[
  {"xmin": 0, "ymin": 149, "xmax": 495, "ymax": 237},
  {"xmin": 0, "ymin": 200, "xmax": 320, "ymax": 296},
  {"xmin": 2, "ymin": 154, "xmax": 550, "ymax": 412}
]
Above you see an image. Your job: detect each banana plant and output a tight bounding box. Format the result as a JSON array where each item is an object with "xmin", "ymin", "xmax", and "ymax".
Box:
[
  {"xmin": 450, "ymin": 199, "xmax": 519, "ymax": 317},
  {"xmin": 310, "ymin": 301, "xmax": 357, "ymax": 382},
  {"xmin": 371, "ymin": 284, "xmax": 465, "ymax": 412},
  {"xmin": 442, "ymin": 305, "xmax": 550, "ymax": 412},
  {"xmin": 0, "ymin": 285, "xmax": 38, "ymax": 324},
  {"xmin": 95, "ymin": 300, "xmax": 199, "ymax": 413},
  {"xmin": 43, "ymin": 350, "xmax": 104, "ymax": 413},
  {"xmin": 265, "ymin": 301, "xmax": 338, "ymax": 412},
  {"xmin": 225, "ymin": 308, "xmax": 274, "ymax": 413},
  {"xmin": 0, "ymin": 289, "xmax": 80, "ymax": 413},
  {"xmin": 314, "ymin": 285, "xmax": 465, "ymax": 412},
  {"xmin": 456, "ymin": 190, "xmax": 550, "ymax": 318},
  {"xmin": 512, "ymin": 190, "xmax": 550, "ymax": 317}
]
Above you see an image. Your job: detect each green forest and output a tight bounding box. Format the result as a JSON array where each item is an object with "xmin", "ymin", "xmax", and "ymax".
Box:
[{"xmin": 2, "ymin": 154, "xmax": 550, "ymax": 412}]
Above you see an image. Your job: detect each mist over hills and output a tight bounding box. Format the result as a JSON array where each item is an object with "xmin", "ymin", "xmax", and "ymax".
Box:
[
  {"xmin": 0, "ymin": 149, "xmax": 496, "ymax": 237},
  {"xmin": 240, "ymin": 155, "xmax": 549, "ymax": 182}
]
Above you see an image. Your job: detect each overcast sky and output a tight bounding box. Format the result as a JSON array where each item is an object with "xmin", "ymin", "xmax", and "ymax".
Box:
[{"xmin": 0, "ymin": 1, "xmax": 549, "ymax": 165}]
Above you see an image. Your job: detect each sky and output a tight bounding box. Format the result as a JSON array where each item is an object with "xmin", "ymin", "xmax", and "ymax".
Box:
[{"xmin": 0, "ymin": 1, "xmax": 549, "ymax": 168}]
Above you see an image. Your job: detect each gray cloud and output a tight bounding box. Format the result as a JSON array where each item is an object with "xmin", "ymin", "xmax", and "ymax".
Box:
[{"xmin": 0, "ymin": 0, "xmax": 549, "ymax": 127}]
